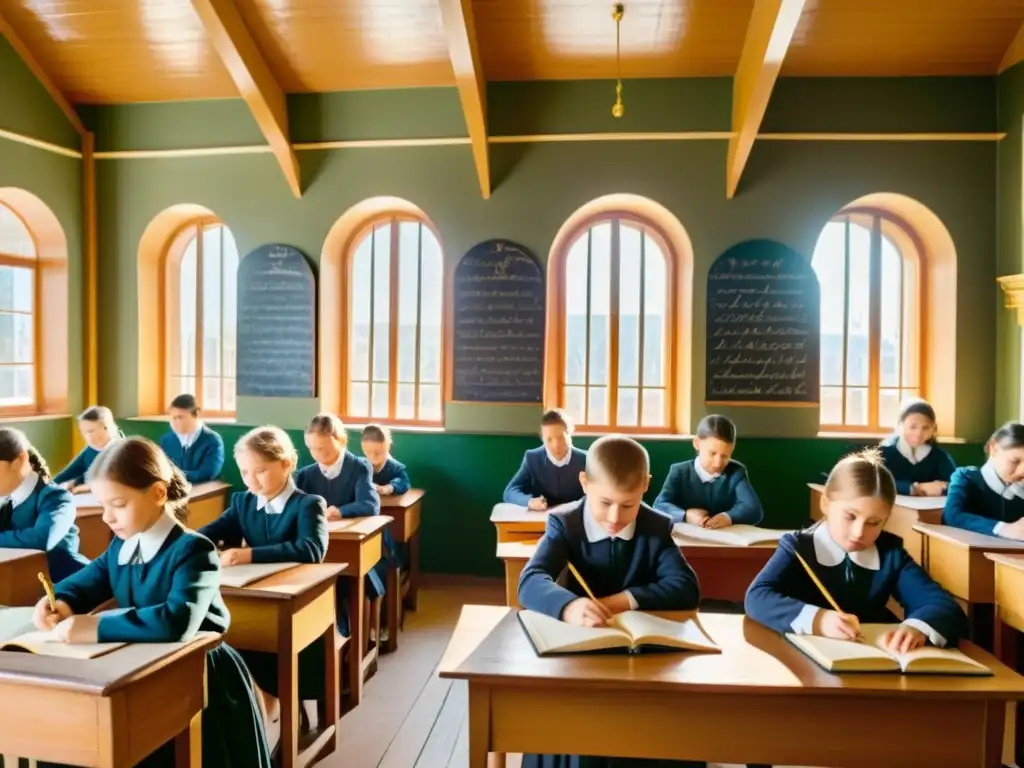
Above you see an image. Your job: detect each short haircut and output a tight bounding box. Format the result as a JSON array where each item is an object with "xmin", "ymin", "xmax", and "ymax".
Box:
[
  {"xmin": 541, "ymin": 408, "xmax": 573, "ymax": 433},
  {"xmin": 78, "ymin": 405, "xmax": 116, "ymax": 430},
  {"xmin": 824, "ymin": 448, "xmax": 896, "ymax": 507},
  {"xmin": 989, "ymin": 422, "xmax": 1024, "ymax": 453},
  {"xmin": 696, "ymin": 414, "xmax": 736, "ymax": 443},
  {"xmin": 234, "ymin": 425, "xmax": 299, "ymax": 469},
  {"xmin": 169, "ymin": 393, "xmax": 199, "ymax": 415},
  {"xmin": 306, "ymin": 412, "xmax": 347, "ymax": 442},
  {"xmin": 585, "ymin": 434, "xmax": 649, "ymax": 489},
  {"xmin": 361, "ymin": 423, "xmax": 392, "ymax": 444}
]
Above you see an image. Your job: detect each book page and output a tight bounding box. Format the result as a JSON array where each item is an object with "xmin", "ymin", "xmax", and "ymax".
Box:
[
  {"xmin": 0, "ymin": 629, "xmax": 124, "ymax": 659},
  {"xmin": 785, "ymin": 633, "xmax": 899, "ymax": 672},
  {"xmin": 518, "ymin": 609, "xmax": 631, "ymax": 654},
  {"xmin": 612, "ymin": 611, "xmax": 720, "ymax": 652},
  {"xmin": 858, "ymin": 624, "xmax": 992, "ymax": 675},
  {"xmin": 546, "ymin": 500, "xmax": 582, "ymax": 514},
  {"xmin": 672, "ymin": 523, "xmax": 788, "ymax": 547},
  {"xmin": 220, "ymin": 562, "xmax": 300, "ymax": 588},
  {"xmin": 0, "ymin": 606, "xmax": 36, "ymax": 643}
]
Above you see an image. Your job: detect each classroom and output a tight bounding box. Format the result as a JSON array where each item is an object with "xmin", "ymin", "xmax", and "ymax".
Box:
[{"xmin": 2, "ymin": 0, "xmax": 1024, "ymax": 766}]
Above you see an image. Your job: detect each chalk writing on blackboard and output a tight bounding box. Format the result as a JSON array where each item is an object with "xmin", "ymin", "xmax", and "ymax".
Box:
[
  {"xmin": 452, "ymin": 240, "xmax": 545, "ymax": 403},
  {"xmin": 237, "ymin": 244, "xmax": 316, "ymax": 398},
  {"xmin": 705, "ymin": 241, "xmax": 819, "ymax": 404}
]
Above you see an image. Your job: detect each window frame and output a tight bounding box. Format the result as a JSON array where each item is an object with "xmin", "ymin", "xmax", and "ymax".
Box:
[
  {"xmin": 340, "ymin": 213, "xmax": 446, "ymax": 427},
  {"xmin": 0, "ymin": 203, "xmax": 40, "ymax": 417},
  {"xmin": 548, "ymin": 211, "xmax": 678, "ymax": 434},
  {"xmin": 162, "ymin": 217, "xmax": 236, "ymax": 419},
  {"xmin": 815, "ymin": 206, "xmax": 925, "ymax": 434}
]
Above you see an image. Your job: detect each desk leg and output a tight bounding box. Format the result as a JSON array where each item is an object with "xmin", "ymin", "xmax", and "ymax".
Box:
[
  {"xmin": 405, "ymin": 534, "xmax": 420, "ymax": 611},
  {"xmin": 995, "ymin": 609, "xmax": 1023, "ymax": 768},
  {"xmin": 385, "ymin": 562, "xmax": 400, "ymax": 654},
  {"xmin": 174, "ymin": 711, "xmax": 202, "ymax": 768},
  {"xmin": 322, "ymin": 621, "xmax": 339, "ymax": 732},
  {"xmin": 348, "ymin": 576, "xmax": 366, "ymax": 707},
  {"xmin": 277, "ymin": 637, "xmax": 299, "ymax": 768},
  {"xmin": 468, "ymin": 682, "xmax": 492, "ymax": 768}
]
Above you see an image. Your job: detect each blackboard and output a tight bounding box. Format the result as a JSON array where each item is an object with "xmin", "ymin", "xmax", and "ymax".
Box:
[
  {"xmin": 236, "ymin": 244, "xmax": 316, "ymax": 398},
  {"xmin": 705, "ymin": 239, "xmax": 820, "ymax": 404},
  {"xmin": 452, "ymin": 239, "xmax": 545, "ymax": 403}
]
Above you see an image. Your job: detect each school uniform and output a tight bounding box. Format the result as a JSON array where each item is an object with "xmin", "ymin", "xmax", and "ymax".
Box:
[
  {"xmin": 53, "ymin": 446, "xmax": 101, "ymax": 486},
  {"xmin": 745, "ymin": 522, "xmax": 967, "ymax": 645},
  {"xmin": 503, "ymin": 446, "xmax": 587, "ymax": 508},
  {"xmin": 372, "ymin": 456, "xmax": 411, "ymax": 496},
  {"xmin": 45, "ymin": 515, "xmax": 271, "ymax": 768},
  {"xmin": 159, "ymin": 424, "xmax": 225, "ymax": 483},
  {"xmin": 0, "ymin": 472, "xmax": 88, "ymax": 581},
  {"xmin": 879, "ymin": 436, "xmax": 957, "ymax": 496},
  {"xmin": 518, "ymin": 501, "xmax": 703, "ymax": 768},
  {"xmin": 295, "ymin": 453, "xmax": 382, "ymax": 635},
  {"xmin": 198, "ymin": 482, "xmax": 329, "ymax": 698},
  {"xmin": 942, "ymin": 463, "xmax": 1024, "ymax": 537},
  {"xmin": 653, "ymin": 459, "xmax": 764, "ymax": 526}
]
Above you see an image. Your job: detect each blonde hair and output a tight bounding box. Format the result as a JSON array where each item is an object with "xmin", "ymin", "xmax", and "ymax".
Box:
[
  {"xmin": 306, "ymin": 413, "xmax": 347, "ymax": 445},
  {"xmin": 585, "ymin": 434, "xmax": 649, "ymax": 490},
  {"xmin": 234, "ymin": 426, "xmax": 299, "ymax": 470},
  {"xmin": 824, "ymin": 447, "xmax": 896, "ymax": 507}
]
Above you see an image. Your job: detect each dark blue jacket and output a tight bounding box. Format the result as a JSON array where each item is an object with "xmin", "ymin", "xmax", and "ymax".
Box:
[
  {"xmin": 294, "ymin": 452, "xmax": 381, "ymax": 519},
  {"xmin": 653, "ymin": 459, "xmax": 764, "ymax": 525},
  {"xmin": 159, "ymin": 425, "xmax": 225, "ymax": 483},
  {"xmin": 0, "ymin": 478, "xmax": 88, "ymax": 581},
  {"xmin": 372, "ymin": 457, "xmax": 411, "ymax": 495},
  {"xmin": 879, "ymin": 438, "xmax": 957, "ymax": 496},
  {"xmin": 53, "ymin": 446, "xmax": 101, "ymax": 486},
  {"xmin": 942, "ymin": 466, "xmax": 1024, "ymax": 536},
  {"xmin": 503, "ymin": 446, "xmax": 586, "ymax": 507}
]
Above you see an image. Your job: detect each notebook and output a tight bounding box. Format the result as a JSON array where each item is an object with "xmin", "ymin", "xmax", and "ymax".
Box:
[
  {"xmin": 786, "ymin": 624, "xmax": 992, "ymax": 675},
  {"xmin": 0, "ymin": 606, "xmax": 128, "ymax": 659},
  {"xmin": 518, "ymin": 608, "xmax": 720, "ymax": 656},
  {"xmin": 220, "ymin": 562, "xmax": 299, "ymax": 588},
  {"xmin": 673, "ymin": 523, "xmax": 788, "ymax": 547}
]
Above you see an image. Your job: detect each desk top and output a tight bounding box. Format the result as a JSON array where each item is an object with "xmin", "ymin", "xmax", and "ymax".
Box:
[
  {"xmin": 440, "ymin": 607, "xmax": 1024, "ymax": 700},
  {"xmin": 326, "ymin": 515, "xmax": 393, "ymax": 539},
  {"xmin": 985, "ymin": 552, "xmax": 1024, "ymax": 572},
  {"xmin": 495, "ymin": 537, "xmax": 776, "ymax": 562},
  {"xmin": 0, "ymin": 631, "xmax": 220, "ymax": 696},
  {"xmin": 221, "ymin": 563, "xmax": 347, "ymax": 601},
  {"xmin": 490, "ymin": 504, "xmax": 549, "ymax": 525},
  {"xmin": 381, "ymin": 489, "xmax": 424, "ymax": 508},
  {"xmin": 496, "ymin": 541, "xmax": 541, "ymax": 560},
  {"xmin": 913, "ymin": 523, "xmax": 1024, "ymax": 551},
  {"xmin": 808, "ymin": 483, "xmax": 945, "ymax": 511},
  {"xmin": 0, "ymin": 548, "xmax": 44, "ymax": 564},
  {"xmin": 74, "ymin": 480, "xmax": 231, "ymax": 511}
]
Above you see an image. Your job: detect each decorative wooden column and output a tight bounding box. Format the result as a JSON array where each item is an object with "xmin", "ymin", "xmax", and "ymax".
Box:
[{"xmin": 998, "ymin": 274, "xmax": 1024, "ymax": 324}]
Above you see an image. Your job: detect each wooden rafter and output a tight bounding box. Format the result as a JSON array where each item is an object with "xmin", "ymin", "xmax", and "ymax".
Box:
[
  {"xmin": 189, "ymin": 0, "xmax": 301, "ymax": 197},
  {"xmin": 726, "ymin": 0, "xmax": 807, "ymax": 199},
  {"xmin": 439, "ymin": 0, "xmax": 490, "ymax": 199},
  {"xmin": 0, "ymin": 9, "xmax": 85, "ymax": 138},
  {"xmin": 999, "ymin": 21, "xmax": 1024, "ymax": 74}
]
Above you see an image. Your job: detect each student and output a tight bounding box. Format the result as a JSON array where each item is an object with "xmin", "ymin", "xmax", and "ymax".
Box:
[
  {"xmin": 504, "ymin": 408, "xmax": 587, "ymax": 510},
  {"xmin": 199, "ymin": 426, "xmax": 329, "ymax": 717},
  {"xmin": 0, "ymin": 428, "xmax": 88, "ymax": 582},
  {"xmin": 158, "ymin": 393, "xmax": 225, "ymax": 483},
  {"xmin": 879, "ymin": 399, "xmax": 956, "ymax": 496},
  {"xmin": 746, "ymin": 449, "xmax": 967, "ymax": 652},
  {"xmin": 942, "ymin": 422, "xmax": 1024, "ymax": 539},
  {"xmin": 33, "ymin": 437, "xmax": 271, "ymax": 768},
  {"xmin": 54, "ymin": 405, "xmax": 122, "ymax": 492},
  {"xmin": 653, "ymin": 414, "xmax": 763, "ymax": 528},
  {"xmin": 361, "ymin": 423, "xmax": 411, "ymax": 497},
  {"xmin": 517, "ymin": 434, "xmax": 702, "ymax": 768}
]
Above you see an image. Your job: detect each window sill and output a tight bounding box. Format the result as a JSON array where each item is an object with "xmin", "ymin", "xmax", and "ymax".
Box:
[
  {"xmin": 816, "ymin": 430, "xmax": 967, "ymax": 444},
  {"xmin": 0, "ymin": 413, "xmax": 72, "ymax": 424},
  {"xmin": 125, "ymin": 415, "xmax": 237, "ymax": 425}
]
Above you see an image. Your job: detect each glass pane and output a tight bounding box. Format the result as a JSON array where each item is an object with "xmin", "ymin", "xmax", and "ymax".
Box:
[
  {"xmin": 642, "ymin": 234, "xmax": 666, "ymax": 387},
  {"xmin": 179, "ymin": 237, "xmax": 198, "ymax": 378},
  {"xmin": 641, "ymin": 388, "xmax": 665, "ymax": 428},
  {"xmin": 372, "ymin": 224, "xmax": 391, "ymax": 381},
  {"xmin": 820, "ymin": 386, "xmax": 843, "ymax": 425},
  {"xmin": 845, "ymin": 222, "xmax": 870, "ymax": 387},
  {"xmin": 0, "ymin": 205, "xmax": 33, "ymax": 258},
  {"xmin": 588, "ymin": 386, "xmax": 608, "ymax": 425},
  {"xmin": 617, "ymin": 386, "xmax": 638, "ymax": 427},
  {"xmin": 202, "ymin": 226, "xmax": 222, "ymax": 377},
  {"xmin": 223, "ymin": 378, "xmax": 236, "ymax": 414},
  {"xmin": 0, "ymin": 313, "xmax": 31, "ymax": 364},
  {"xmin": 397, "ymin": 222, "xmax": 420, "ymax": 384},
  {"xmin": 371, "ymin": 382, "xmax": 389, "ymax": 418},
  {"xmin": 564, "ymin": 234, "xmax": 589, "ymax": 387},
  {"xmin": 879, "ymin": 234, "xmax": 903, "ymax": 388},
  {"xmin": 0, "ymin": 266, "xmax": 32, "ymax": 313},
  {"xmin": 350, "ymin": 382, "xmax": 369, "ymax": 418},
  {"xmin": 350, "ymin": 233, "xmax": 373, "ymax": 382},
  {"xmin": 0, "ymin": 364, "xmax": 33, "ymax": 405},
  {"xmin": 418, "ymin": 384, "xmax": 441, "ymax": 422},
  {"xmin": 879, "ymin": 388, "xmax": 900, "ymax": 430},
  {"xmin": 618, "ymin": 224, "xmax": 641, "ymax": 388},
  {"xmin": 397, "ymin": 382, "xmax": 415, "ymax": 419},
  {"xmin": 564, "ymin": 386, "xmax": 586, "ymax": 426},
  {"xmin": 419, "ymin": 228, "xmax": 443, "ymax": 385},
  {"xmin": 222, "ymin": 228, "xmax": 238, "ymax": 382},
  {"xmin": 845, "ymin": 387, "xmax": 868, "ymax": 427},
  {"xmin": 202, "ymin": 377, "xmax": 221, "ymax": 411},
  {"xmin": 588, "ymin": 223, "xmax": 611, "ymax": 388},
  {"xmin": 812, "ymin": 221, "xmax": 848, "ymax": 389}
]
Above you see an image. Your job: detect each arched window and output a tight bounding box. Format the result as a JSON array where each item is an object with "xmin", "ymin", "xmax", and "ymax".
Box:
[
  {"xmin": 345, "ymin": 216, "xmax": 443, "ymax": 424},
  {"xmin": 812, "ymin": 210, "xmax": 921, "ymax": 432},
  {"xmin": 0, "ymin": 203, "xmax": 37, "ymax": 413},
  {"xmin": 554, "ymin": 215, "xmax": 674, "ymax": 431},
  {"xmin": 164, "ymin": 220, "xmax": 239, "ymax": 417}
]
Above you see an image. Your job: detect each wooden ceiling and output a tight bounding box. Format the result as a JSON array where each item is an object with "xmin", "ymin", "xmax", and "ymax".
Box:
[{"xmin": 1, "ymin": 0, "xmax": 1023, "ymax": 104}]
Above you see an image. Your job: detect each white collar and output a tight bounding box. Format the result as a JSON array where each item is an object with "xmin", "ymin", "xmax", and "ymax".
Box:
[
  {"xmin": 546, "ymin": 447, "xmax": 572, "ymax": 468},
  {"xmin": 581, "ymin": 500, "xmax": 636, "ymax": 542},
  {"xmin": 258, "ymin": 478, "xmax": 296, "ymax": 514},
  {"xmin": 812, "ymin": 522, "xmax": 880, "ymax": 571},
  {"xmin": 981, "ymin": 461, "xmax": 1024, "ymax": 500},
  {"xmin": 177, "ymin": 425, "xmax": 203, "ymax": 449},
  {"xmin": 117, "ymin": 513, "xmax": 178, "ymax": 566},
  {"xmin": 896, "ymin": 437, "xmax": 932, "ymax": 465},
  {"xmin": 694, "ymin": 459, "xmax": 720, "ymax": 483},
  {"xmin": 3, "ymin": 472, "xmax": 38, "ymax": 508},
  {"xmin": 319, "ymin": 453, "xmax": 345, "ymax": 480}
]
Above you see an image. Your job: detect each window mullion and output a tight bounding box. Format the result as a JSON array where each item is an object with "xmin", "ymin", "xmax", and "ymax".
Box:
[
  {"xmin": 840, "ymin": 218, "xmax": 851, "ymax": 426},
  {"xmin": 609, "ymin": 220, "xmax": 621, "ymax": 428},
  {"xmin": 195, "ymin": 224, "xmax": 205, "ymax": 408},
  {"xmin": 637, "ymin": 230, "xmax": 646, "ymax": 427},
  {"xmin": 413, "ymin": 223, "xmax": 424, "ymax": 421},
  {"xmin": 584, "ymin": 231, "xmax": 593, "ymax": 426},
  {"xmin": 867, "ymin": 216, "xmax": 883, "ymax": 430},
  {"xmin": 388, "ymin": 220, "xmax": 400, "ymax": 420}
]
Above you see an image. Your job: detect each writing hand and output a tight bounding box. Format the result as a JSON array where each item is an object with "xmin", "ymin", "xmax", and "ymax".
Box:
[
  {"xmin": 685, "ymin": 509, "xmax": 710, "ymax": 526},
  {"xmin": 325, "ymin": 505, "xmax": 342, "ymax": 521},
  {"xmin": 527, "ymin": 497, "xmax": 548, "ymax": 511},
  {"xmin": 33, "ymin": 596, "xmax": 72, "ymax": 631},
  {"xmin": 882, "ymin": 625, "xmax": 927, "ymax": 655},
  {"xmin": 705, "ymin": 513, "xmax": 732, "ymax": 529},
  {"xmin": 562, "ymin": 597, "xmax": 612, "ymax": 627},
  {"xmin": 815, "ymin": 610, "xmax": 862, "ymax": 641}
]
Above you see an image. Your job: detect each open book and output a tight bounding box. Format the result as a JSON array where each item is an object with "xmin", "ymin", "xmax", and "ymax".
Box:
[
  {"xmin": 0, "ymin": 606, "xmax": 127, "ymax": 659},
  {"xmin": 220, "ymin": 562, "xmax": 299, "ymax": 588},
  {"xmin": 786, "ymin": 624, "xmax": 991, "ymax": 675},
  {"xmin": 673, "ymin": 522, "xmax": 788, "ymax": 547},
  {"xmin": 518, "ymin": 609, "xmax": 720, "ymax": 656}
]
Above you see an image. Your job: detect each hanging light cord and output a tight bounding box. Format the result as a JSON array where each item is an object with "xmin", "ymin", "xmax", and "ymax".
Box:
[{"xmin": 612, "ymin": 4, "xmax": 624, "ymax": 118}]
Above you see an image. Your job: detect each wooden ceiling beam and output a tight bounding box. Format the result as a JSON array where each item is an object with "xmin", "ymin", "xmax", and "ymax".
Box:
[
  {"xmin": 439, "ymin": 0, "xmax": 490, "ymax": 199},
  {"xmin": 999, "ymin": 21, "xmax": 1024, "ymax": 74},
  {"xmin": 0, "ymin": 9, "xmax": 85, "ymax": 138},
  {"xmin": 189, "ymin": 0, "xmax": 301, "ymax": 197},
  {"xmin": 727, "ymin": 0, "xmax": 807, "ymax": 199}
]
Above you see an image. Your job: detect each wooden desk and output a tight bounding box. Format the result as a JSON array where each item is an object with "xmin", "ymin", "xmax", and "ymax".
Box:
[
  {"xmin": 915, "ymin": 523, "xmax": 1024, "ymax": 606},
  {"xmin": 491, "ymin": 504, "xmax": 547, "ymax": 543},
  {"xmin": 75, "ymin": 481, "xmax": 231, "ymax": 559},
  {"xmin": 810, "ymin": 482, "xmax": 944, "ymax": 564},
  {"xmin": 380, "ymin": 489, "xmax": 425, "ymax": 652},
  {"xmin": 221, "ymin": 563, "xmax": 344, "ymax": 768},
  {"xmin": 496, "ymin": 540, "xmax": 540, "ymax": 608},
  {"xmin": 441, "ymin": 606, "xmax": 1023, "ymax": 768},
  {"xmin": 0, "ymin": 549, "xmax": 47, "ymax": 606},
  {"xmin": 0, "ymin": 633, "xmax": 218, "ymax": 767},
  {"xmin": 986, "ymin": 552, "xmax": 1024, "ymax": 766},
  {"xmin": 325, "ymin": 515, "xmax": 392, "ymax": 708}
]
